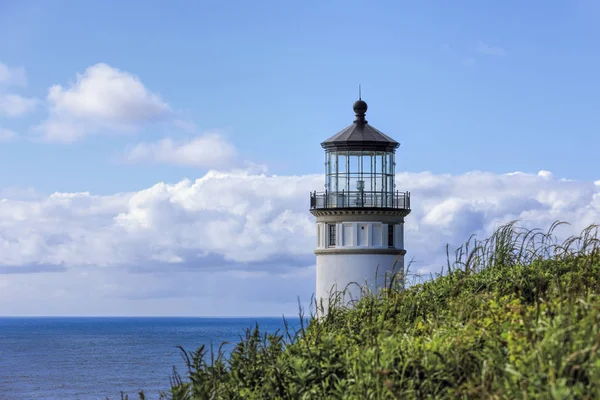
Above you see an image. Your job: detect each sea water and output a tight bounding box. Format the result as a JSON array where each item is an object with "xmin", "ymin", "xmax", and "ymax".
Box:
[{"xmin": 0, "ymin": 317, "xmax": 298, "ymax": 400}]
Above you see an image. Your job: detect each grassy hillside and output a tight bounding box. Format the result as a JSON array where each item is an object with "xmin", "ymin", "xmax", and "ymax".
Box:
[{"xmin": 140, "ymin": 221, "xmax": 600, "ymax": 399}]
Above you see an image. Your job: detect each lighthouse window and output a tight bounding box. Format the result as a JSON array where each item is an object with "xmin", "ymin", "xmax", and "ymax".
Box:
[
  {"xmin": 388, "ymin": 224, "xmax": 395, "ymax": 248},
  {"xmin": 328, "ymin": 224, "xmax": 337, "ymax": 247}
]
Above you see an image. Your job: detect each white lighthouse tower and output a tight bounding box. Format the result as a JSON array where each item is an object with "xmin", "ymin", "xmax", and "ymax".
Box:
[{"xmin": 310, "ymin": 97, "xmax": 411, "ymax": 310}]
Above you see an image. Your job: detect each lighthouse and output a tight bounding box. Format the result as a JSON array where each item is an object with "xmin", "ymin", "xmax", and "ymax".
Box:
[{"xmin": 310, "ymin": 98, "xmax": 411, "ymax": 311}]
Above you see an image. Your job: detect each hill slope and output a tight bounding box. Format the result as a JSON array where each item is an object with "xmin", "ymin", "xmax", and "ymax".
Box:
[{"xmin": 154, "ymin": 222, "xmax": 600, "ymax": 399}]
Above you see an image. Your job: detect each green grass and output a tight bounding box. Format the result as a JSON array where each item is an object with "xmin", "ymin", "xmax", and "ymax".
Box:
[{"xmin": 132, "ymin": 221, "xmax": 600, "ymax": 399}]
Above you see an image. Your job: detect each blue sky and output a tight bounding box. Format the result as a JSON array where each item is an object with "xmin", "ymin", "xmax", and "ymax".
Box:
[
  {"xmin": 2, "ymin": 0, "xmax": 599, "ymax": 194},
  {"xmin": 1, "ymin": 1, "xmax": 599, "ymax": 316}
]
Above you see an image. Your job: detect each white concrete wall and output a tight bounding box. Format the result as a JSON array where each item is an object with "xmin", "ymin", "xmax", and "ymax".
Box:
[{"xmin": 315, "ymin": 253, "xmax": 404, "ymax": 311}]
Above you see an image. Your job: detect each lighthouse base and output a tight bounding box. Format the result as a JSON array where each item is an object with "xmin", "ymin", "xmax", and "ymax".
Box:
[{"xmin": 315, "ymin": 251, "xmax": 405, "ymax": 313}]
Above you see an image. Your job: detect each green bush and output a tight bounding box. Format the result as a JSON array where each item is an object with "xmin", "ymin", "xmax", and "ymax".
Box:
[{"xmin": 142, "ymin": 221, "xmax": 600, "ymax": 399}]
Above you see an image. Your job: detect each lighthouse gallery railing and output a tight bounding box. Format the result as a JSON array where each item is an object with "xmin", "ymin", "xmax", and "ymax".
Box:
[{"xmin": 310, "ymin": 190, "xmax": 410, "ymax": 210}]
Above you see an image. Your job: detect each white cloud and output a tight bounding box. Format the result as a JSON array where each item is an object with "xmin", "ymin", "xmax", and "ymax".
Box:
[
  {"xmin": 476, "ymin": 41, "xmax": 508, "ymax": 56},
  {"xmin": 0, "ymin": 169, "xmax": 599, "ymax": 315},
  {"xmin": 0, "ymin": 62, "xmax": 27, "ymax": 86},
  {"xmin": 0, "ymin": 170, "xmax": 317, "ymax": 267},
  {"xmin": 47, "ymin": 63, "xmax": 169, "ymax": 122},
  {"xmin": 0, "ymin": 63, "xmax": 37, "ymax": 118},
  {"xmin": 123, "ymin": 133, "xmax": 237, "ymax": 168},
  {"xmin": 33, "ymin": 119, "xmax": 86, "ymax": 143},
  {"xmin": 0, "ymin": 127, "xmax": 16, "ymax": 142},
  {"xmin": 0, "ymin": 93, "xmax": 38, "ymax": 117},
  {"xmin": 36, "ymin": 63, "xmax": 171, "ymax": 142},
  {"xmin": 173, "ymin": 119, "xmax": 198, "ymax": 133},
  {"xmin": 0, "ymin": 169, "xmax": 598, "ymax": 270}
]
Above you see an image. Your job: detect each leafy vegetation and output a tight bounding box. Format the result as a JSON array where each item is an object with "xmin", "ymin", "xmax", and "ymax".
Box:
[{"xmin": 136, "ymin": 221, "xmax": 600, "ymax": 399}]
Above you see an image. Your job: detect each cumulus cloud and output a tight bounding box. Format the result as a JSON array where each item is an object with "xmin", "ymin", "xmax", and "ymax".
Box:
[
  {"xmin": 35, "ymin": 63, "xmax": 171, "ymax": 143},
  {"xmin": 173, "ymin": 119, "xmax": 198, "ymax": 133},
  {"xmin": 33, "ymin": 119, "xmax": 87, "ymax": 143},
  {"xmin": 476, "ymin": 41, "xmax": 508, "ymax": 56},
  {"xmin": 0, "ymin": 170, "xmax": 317, "ymax": 268},
  {"xmin": 47, "ymin": 63, "xmax": 169, "ymax": 122},
  {"xmin": 0, "ymin": 93, "xmax": 38, "ymax": 117},
  {"xmin": 0, "ymin": 169, "xmax": 599, "ymax": 315},
  {"xmin": 0, "ymin": 127, "xmax": 16, "ymax": 142},
  {"xmin": 123, "ymin": 133, "xmax": 237, "ymax": 168},
  {"xmin": 0, "ymin": 62, "xmax": 27, "ymax": 86},
  {"xmin": 0, "ymin": 62, "xmax": 37, "ymax": 119},
  {"xmin": 1, "ymin": 169, "xmax": 599, "ymax": 270}
]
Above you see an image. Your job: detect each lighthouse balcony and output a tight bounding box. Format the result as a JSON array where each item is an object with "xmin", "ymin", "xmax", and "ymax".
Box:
[{"xmin": 310, "ymin": 190, "xmax": 410, "ymax": 211}]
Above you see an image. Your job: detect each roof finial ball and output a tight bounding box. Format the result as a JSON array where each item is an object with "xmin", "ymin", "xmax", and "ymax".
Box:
[
  {"xmin": 353, "ymin": 98, "xmax": 368, "ymax": 123},
  {"xmin": 353, "ymin": 84, "xmax": 368, "ymax": 123}
]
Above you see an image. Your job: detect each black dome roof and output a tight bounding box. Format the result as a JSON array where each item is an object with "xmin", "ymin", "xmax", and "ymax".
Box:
[{"xmin": 321, "ymin": 99, "xmax": 399, "ymax": 152}]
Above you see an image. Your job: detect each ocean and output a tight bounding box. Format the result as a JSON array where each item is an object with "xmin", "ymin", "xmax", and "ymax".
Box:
[{"xmin": 0, "ymin": 317, "xmax": 300, "ymax": 400}]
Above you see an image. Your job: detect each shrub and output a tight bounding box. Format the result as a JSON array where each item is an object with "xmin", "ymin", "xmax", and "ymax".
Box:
[{"xmin": 138, "ymin": 221, "xmax": 600, "ymax": 399}]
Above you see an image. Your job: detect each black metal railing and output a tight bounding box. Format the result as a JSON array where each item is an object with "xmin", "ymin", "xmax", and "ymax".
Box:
[{"xmin": 309, "ymin": 190, "xmax": 410, "ymax": 210}]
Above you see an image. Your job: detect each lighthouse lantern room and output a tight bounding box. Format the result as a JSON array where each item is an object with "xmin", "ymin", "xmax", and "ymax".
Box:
[{"xmin": 310, "ymin": 98, "xmax": 411, "ymax": 310}]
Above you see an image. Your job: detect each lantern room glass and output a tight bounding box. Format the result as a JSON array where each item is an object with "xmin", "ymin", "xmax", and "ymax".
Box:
[{"xmin": 324, "ymin": 150, "xmax": 396, "ymax": 207}]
